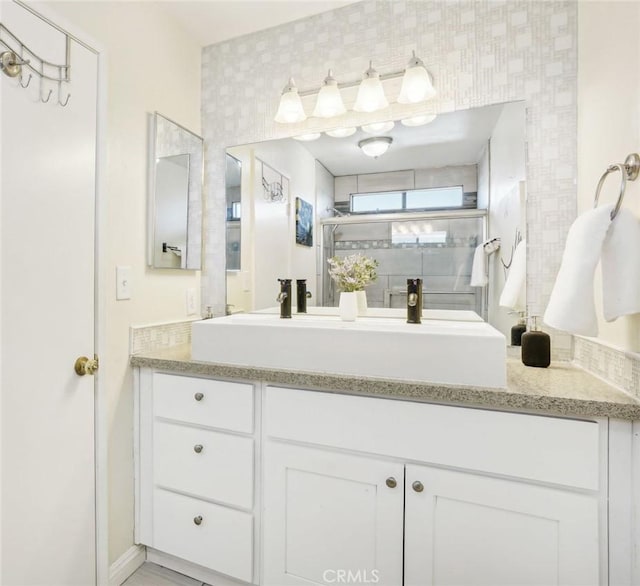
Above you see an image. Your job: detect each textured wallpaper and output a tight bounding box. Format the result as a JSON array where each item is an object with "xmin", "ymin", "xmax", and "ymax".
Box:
[{"xmin": 202, "ymin": 0, "xmax": 577, "ymax": 357}]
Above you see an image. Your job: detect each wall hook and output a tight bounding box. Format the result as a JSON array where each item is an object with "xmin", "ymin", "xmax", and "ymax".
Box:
[
  {"xmin": 19, "ymin": 72, "xmax": 31, "ymax": 88},
  {"xmin": 40, "ymin": 86, "xmax": 52, "ymax": 103},
  {"xmin": 57, "ymin": 81, "xmax": 70, "ymax": 106}
]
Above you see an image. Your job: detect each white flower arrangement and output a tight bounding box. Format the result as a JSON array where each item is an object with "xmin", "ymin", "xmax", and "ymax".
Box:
[{"xmin": 327, "ymin": 253, "xmax": 379, "ymax": 292}]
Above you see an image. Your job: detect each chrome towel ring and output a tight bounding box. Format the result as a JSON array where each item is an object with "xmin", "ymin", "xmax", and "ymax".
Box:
[{"xmin": 594, "ymin": 153, "xmax": 640, "ymax": 220}]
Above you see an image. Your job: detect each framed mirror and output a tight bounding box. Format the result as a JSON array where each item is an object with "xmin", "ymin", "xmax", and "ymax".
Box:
[
  {"xmin": 225, "ymin": 101, "xmax": 527, "ymax": 338},
  {"xmin": 148, "ymin": 112, "xmax": 203, "ymax": 270}
]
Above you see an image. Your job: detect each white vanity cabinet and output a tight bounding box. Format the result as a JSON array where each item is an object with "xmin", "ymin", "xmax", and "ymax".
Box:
[
  {"xmin": 135, "ymin": 369, "xmax": 611, "ymax": 586},
  {"xmin": 263, "ymin": 386, "xmax": 603, "ymax": 586},
  {"xmin": 136, "ymin": 371, "xmax": 257, "ymax": 584}
]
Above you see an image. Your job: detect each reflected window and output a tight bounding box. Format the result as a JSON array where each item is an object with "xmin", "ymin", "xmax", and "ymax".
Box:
[
  {"xmin": 406, "ymin": 187, "xmax": 463, "ymax": 209},
  {"xmin": 351, "ymin": 191, "xmax": 402, "ymax": 213}
]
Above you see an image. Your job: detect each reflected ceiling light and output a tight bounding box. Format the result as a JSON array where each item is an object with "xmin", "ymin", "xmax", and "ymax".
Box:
[
  {"xmin": 401, "ymin": 114, "xmax": 437, "ymax": 127},
  {"xmin": 326, "ymin": 127, "xmax": 357, "ymax": 138},
  {"xmin": 292, "ymin": 133, "xmax": 321, "ymax": 141},
  {"xmin": 361, "ymin": 121, "xmax": 395, "ymax": 134},
  {"xmin": 312, "ymin": 70, "xmax": 346, "ymax": 118},
  {"xmin": 353, "ymin": 61, "xmax": 389, "ymax": 113},
  {"xmin": 274, "ymin": 78, "xmax": 307, "ymax": 124},
  {"xmin": 358, "ymin": 136, "xmax": 393, "ymax": 158},
  {"xmin": 398, "ymin": 51, "xmax": 436, "ymax": 104}
]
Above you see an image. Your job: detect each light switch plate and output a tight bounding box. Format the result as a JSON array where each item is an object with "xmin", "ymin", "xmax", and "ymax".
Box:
[
  {"xmin": 116, "ymin": 266, "xmax": 132, "ymax": 300},
  {"xmin": 186, "ymin": 288, "xmax": 197, "ymax": 315}
]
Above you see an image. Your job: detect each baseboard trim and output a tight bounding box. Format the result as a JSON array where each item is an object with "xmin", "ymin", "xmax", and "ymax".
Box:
[{"xmin": 109, "ymin": 544, "xmax": 146, "ymax": 586}]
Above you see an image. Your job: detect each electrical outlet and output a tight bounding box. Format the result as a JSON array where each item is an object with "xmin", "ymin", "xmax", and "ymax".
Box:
[
  {"xmin": 116, "ymin": 266, "xmax": 132, "ymax": 300},
  {"xmin": 186, "ymin": 288, "xmax": 197, "ymax": 315}
]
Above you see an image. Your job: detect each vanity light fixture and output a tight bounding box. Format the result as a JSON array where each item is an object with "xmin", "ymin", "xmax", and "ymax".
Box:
[
  {"xmin": 398, "ymin": 51, "xmax": 436, "ymax": 104},
  {"xmin": 275, "ymin": 53, "xmax": 436, "ymax": 123},
  {"xmin": 361, "ymin": 120, "xmax": 395, "ymax": 134},
  {"xmin": 274, "ymin": 78, "xmax": 307, "ymax": 124},
  {"xmin": 292, "ymin": 133, "xmax": 321, "ymax": 142},
  {"xmin": 312, "ymin": 70, "xmax": 346, "ymax": 118},
  {"xmin": 326, "ymin": 127, "xmax": 357, "ymax": 138},
  {"xmin": 353, "ymin": 61, "xmax": 389, "ymax": 113},
  {"xmin": 401, "ymin": 114, "xmax": 437, "ymax": 127},
  {"xmin": 358, "ymin": 136, "xmax": 393, "ymax": 158}
]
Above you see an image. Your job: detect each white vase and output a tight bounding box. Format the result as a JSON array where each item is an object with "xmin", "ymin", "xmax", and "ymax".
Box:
[
  {"xmin": 356, "ymin": 290, "xmax": 368, "ymax": 316},
  {"xmin": 339, "ymin": 291, "xmax": 358, "ymax": 321}
]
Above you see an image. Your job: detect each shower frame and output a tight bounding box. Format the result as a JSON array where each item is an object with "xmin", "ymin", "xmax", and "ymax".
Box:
[{"xmin": 319, "ymin": 208, "xmax": 488, "ymax": 316}]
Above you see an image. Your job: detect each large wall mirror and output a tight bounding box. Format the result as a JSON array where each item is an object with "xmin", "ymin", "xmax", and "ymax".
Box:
[
  {"xmin": 148, "ymin": 112, "xmax": 204, "ymax": 270},
  {"xmin": 225, "ymin": 101, "xmax": 526, "ymax": 338}
]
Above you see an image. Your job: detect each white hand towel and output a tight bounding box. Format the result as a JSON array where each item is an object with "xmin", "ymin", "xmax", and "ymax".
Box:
[
  {"xmin": 470, "ymin": 243, "xmax": 488, "ymax": 287},
  {"xmin": 602, "ymin": 207, "xmax": 640, "ymax": 321},
  {"xmin": 544, "ymin": 204, "xmax": 614, "ymax": 336},
  {"xmin": 499, "ymin": 238, "xmax": 526, "ymax": 311}
]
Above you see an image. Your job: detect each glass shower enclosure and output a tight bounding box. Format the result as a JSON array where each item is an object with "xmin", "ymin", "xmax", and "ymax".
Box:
[{"xmin": 321, "ymin": 210, "xmax": 487, "ymax": 319}]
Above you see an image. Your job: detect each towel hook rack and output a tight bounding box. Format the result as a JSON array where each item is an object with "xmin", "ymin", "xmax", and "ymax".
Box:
[{"xmin": 593, "ymin": 153, "xmax": 640, "ymax": 220}]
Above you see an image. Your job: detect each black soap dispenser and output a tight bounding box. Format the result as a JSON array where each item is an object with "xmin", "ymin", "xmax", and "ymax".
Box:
[
  {"xmin": 521, "ymin": 316, "xmax": 551, "ymax": 368},
  {"xmin": 510, "ymin": 312, "xmax": 527, "ymax": 347}
]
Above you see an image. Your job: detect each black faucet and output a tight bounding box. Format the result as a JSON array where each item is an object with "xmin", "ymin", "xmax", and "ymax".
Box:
[
  {"xmin": 277, "ymin": 279, "xmax": 292, "ymax": 318},
  {"xmin": 296, "ymin": 279, "xmax": 312, "ymax": 313},
  {"xmin": 407, "ymin": 278, "xmax": 423, "ymax": 324}
]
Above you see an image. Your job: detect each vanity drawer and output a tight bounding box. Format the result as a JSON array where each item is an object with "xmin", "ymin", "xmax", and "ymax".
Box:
[
  {"xmin": 153, "ymin": 373, "xmax": 253, "ymax": 433},
  {"xmin": 154, "ymin": 420, "xmax": 254, "ymax": 509},
  {"xmin": 265, "ymin": 387, "xmax": 601, "ymax": 490},
  {"xmin": 153, "ymin": 488, "xmax": 253, "ymax": 583}
]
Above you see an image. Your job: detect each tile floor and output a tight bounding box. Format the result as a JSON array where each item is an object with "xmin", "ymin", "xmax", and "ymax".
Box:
[{"xmin": 123, "ymin": 562, "xmax": 210, "ymax": 586}]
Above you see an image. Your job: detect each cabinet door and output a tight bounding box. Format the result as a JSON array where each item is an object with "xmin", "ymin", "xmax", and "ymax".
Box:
[
  {"xmin": 405, "ymin": 464, "xmax": 600, "ymax": 586},
  {"xmin": 263, "ymin": 441, "xmax": 404, "ymax": 586}
]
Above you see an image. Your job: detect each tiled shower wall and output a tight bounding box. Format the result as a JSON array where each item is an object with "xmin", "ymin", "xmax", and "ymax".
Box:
[{"xmin": 202, "ymin": 0, "xmax": 577, "ymax": 357}]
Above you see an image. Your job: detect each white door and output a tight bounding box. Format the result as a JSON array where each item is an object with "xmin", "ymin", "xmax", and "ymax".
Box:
[
  {"xmin": 404, "ymin": 464, "xmax": 600, "ymax": 586},
  {"xmin": 263, "ymin": 441, "xmax": 404, "ymax": 586},
  {"xmin": 0, "ymin": 2, "xmax": 99, "ymax": 584}
]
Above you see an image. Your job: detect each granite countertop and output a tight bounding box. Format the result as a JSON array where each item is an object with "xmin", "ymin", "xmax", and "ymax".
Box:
[{"xmin": 130, "ymin": 344, "xmax": 640, "ymax": 420}]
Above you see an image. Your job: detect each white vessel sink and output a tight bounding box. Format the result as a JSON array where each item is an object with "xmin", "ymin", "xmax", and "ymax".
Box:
[{"xmin": 192, "ymin": 313, "xmax": 506, "ymax": 388}]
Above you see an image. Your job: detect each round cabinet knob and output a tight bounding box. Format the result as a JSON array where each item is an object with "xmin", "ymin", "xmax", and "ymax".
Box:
[
  {"xmin": 386, "ymin": 477, "xmax": 397, "ymax": 489},
  {"xmin": 194, "ymin": 392, "xmax": 204, "ymax": 401},
  {"xmin": 193, "ymin": 444, "xmax": 203, "ymax": 454},
  {"xmin": 412, "ymin": 481, "xmax": 424, "ymax": 493},
  {"xmin": 193, "ymin": 515, "xmax": 203, "ymax": 526}
]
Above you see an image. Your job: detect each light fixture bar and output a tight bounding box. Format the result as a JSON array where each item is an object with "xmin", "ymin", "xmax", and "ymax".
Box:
[{"xmin": 296, "ymin": 69, "xmax": 407, "ymax": 97}]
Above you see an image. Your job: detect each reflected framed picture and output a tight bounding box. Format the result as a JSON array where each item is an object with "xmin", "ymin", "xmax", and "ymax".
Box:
[{"xmin": 295, "ymin": 197, "xmax": 313, "ymax": 247}]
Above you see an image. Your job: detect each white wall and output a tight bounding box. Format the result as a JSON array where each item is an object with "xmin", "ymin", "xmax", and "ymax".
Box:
[
  {"xmin": 578, "ymin": 1, "xmax": 640, "ymax": 353},
  {"xmin": 47, "ymin": 1, "xmax": 201, "ymax": 565},
  {"xmin": 487, "ymin": 103, "xmax": 527, "ymax": 338},
  {"xmin": 227, "ymin": 139, "xmax": 319, "ymax": 311}
]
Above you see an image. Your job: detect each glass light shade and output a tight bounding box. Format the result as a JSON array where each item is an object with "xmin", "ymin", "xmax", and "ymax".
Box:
[
  {"xmin": 312, "ymin": 70, "xmax": 346, "ymax": 118},
  {"xmin": 325, "ymin": 127, "xmax": 357, "ymax": 138},
  {"xmin": 401, "ymin": 114, "xmax": 437, "ymax": 127},
  {"xmin": 292, "ymin": 133, "xmax": 321, "ymax": 142},
  {"xmin": 353, "ymin": 63, "xmax": 389, "ymax": 113},
  {"xmin": 398, "ymin": 53, "xmax": 436, "ymax": 104},
  {"xmin": 274, "ymin": 78, "xmax": 307, "ymax": 123},
  {"xmin": 361, "ymin": 121, "xmax": 395, "ymax": 134},
  {"xmin": 358, "ymin": 136, "xmax": 393, "ymax": 158}
]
